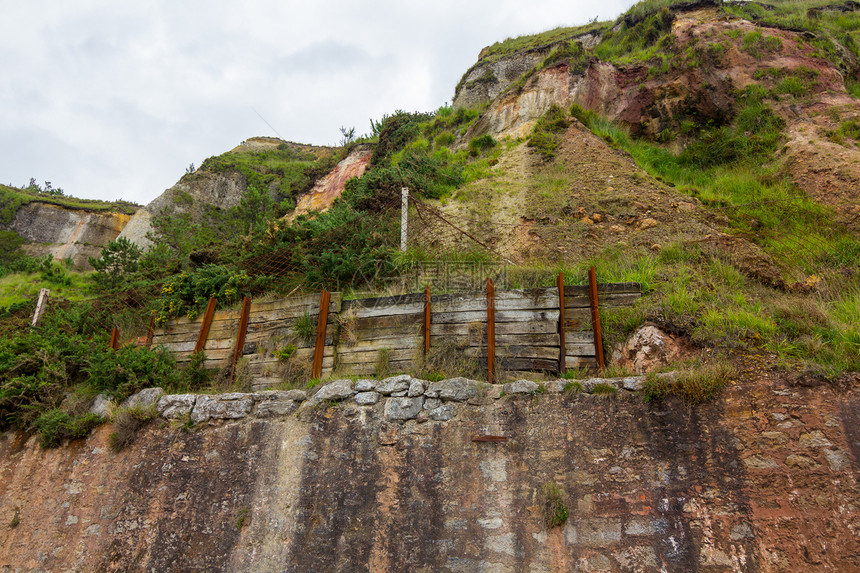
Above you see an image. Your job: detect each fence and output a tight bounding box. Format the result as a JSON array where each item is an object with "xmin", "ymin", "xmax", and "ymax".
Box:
[{"xmin": 146, "ymin": 272, "xmax": 641, "ymax": 389}]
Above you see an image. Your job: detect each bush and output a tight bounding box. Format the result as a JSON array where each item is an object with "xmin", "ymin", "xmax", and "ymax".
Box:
[
  {"xmin": 540, "ymin": 483, "xmax": 569, "ymax": 528},
  {"xmin": 33, "ymin": 409, "xmax": 102, "ymax": 448},
  {"xmin": 109, "ymin": 405, "xmax": 156, "ymax": 452}
]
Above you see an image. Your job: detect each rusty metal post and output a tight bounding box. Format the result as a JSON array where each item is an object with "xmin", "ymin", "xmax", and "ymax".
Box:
[
  {"xmin": 557, "ymin": 272, "xmax": 566, "ymax": 375},
  {"xmin": 231, "ymin": 297, "xmax": 252, "ymax": 381},
  {"xmin": 312, "ymin": 290, "xmax": 331, "ymax": 379},
  {"xmin": 145, "ymin": 314, "xmax": 156, "ymax": 348},
  {"xmin": 109, "ymin": 327, "xmax": 120, "ymax": 350},
  {"xmin": 194, "ymin": 297, "xmax": 218, "ymax": 355},
  {"xmin": 423, "ymin": 285, "xmax": 431, "ymax": 355},
  {"xmin": 487, "ymin": 278, "xmax": 496, "ymax": 384},
  {"xmin": 588, "ymin": 266, "xmax": 605, "ymax": 370}
]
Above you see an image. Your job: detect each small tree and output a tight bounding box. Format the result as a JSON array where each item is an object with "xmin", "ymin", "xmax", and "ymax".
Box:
[{"xmin": 89, "ymin": 237, "xmax": 141, "ymax": 291}]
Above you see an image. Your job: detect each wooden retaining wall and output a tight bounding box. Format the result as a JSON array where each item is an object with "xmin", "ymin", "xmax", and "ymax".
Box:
[{"xmin": 150, "ymin": 279, "xmax": 641, "ymax": 388}]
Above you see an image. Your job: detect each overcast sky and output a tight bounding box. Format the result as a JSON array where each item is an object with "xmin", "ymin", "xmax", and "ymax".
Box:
[{"xmin": 1, "ymin": 0, "xmax": 634, "ymax": 205}]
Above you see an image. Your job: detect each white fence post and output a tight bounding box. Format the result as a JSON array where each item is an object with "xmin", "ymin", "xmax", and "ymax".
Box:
[
  {"xmin": 400, "ymin": 187, "xmax": 409, "ymax": 252},
  {"xmin": 31, "ymin": 288, "xmax": 50, "ymax": 327}
]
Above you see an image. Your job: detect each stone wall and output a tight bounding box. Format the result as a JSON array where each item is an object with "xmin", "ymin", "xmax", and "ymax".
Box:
[{"xmin": 0, "ymin": 373, "xmax": 858, "ymax": 572}]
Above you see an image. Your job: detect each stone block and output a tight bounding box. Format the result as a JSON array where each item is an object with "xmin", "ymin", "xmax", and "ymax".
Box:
[
  {"xmin": 503, "ymin": 380, "xmax": 539, "ymax": 394},
  {"xmin": 423, "ymin": 398, "xmax": 442, "ymax": 410},
  {"xmin": 384, "ymin": 396, "xmax": 424, "ymax": 420},
  {"xmin": 742, "ymin": 455, "xmax": 779, "ymax": 469},
  {"xmin": 799, "ymin": 430, "xmax": 832, "ymax": 448},
  {"xmin": 354, "ymin": 391, "xmax": 380, "ymax": 406},
  {"xmin": 377, "ymin": 374, "xmax": 411, "ymax": 395},
  {"xmin": 158, "ymin": 394, "xmax": 197, "ymax": 418},
  {"xmin": 426, "ymin": 377, "xmax": 479, "ymax": 401},
  {"xmin": 429, "ymin": 404, "xmax": 456, "ymax": 421},
  {"xmin": 122, "ymin": 387, "xmax": 164, "ymax": 410},
  {"xmin": 824, "ymin": 448, "xmax": 851, "ymax": 471},
  {"xmin": 408, "ymin": 379, "xmax": 426, "ymax": 397},
  {"xmin": 544, "ymin": 380, "xmax": 565, "ymax": 393},
  {"xmin": 304, "ymin": 379, "xmax": 355, "ymax": 408},
  {"xmin": 355, "ymin": 379, "xmax": 377, "ymax": 392},
  {"xmin": 90, "ymin": 394, "xmax": 114, "ymax": 418},
  {"xmin": 192, "ymin": 396, "xmax": 253, "ymax": 423},
  {"xmin": 785, "ymin": 454, "xmax": 818, "ymax": 469},
  {"xmin": 565, "ymin": 517, "xmax": 622, "ymax": 546},
  {"xmin": 624, "ymin": 517, "xmax": 668, "ymax": 536},
  {"xmin": 254, "ymin": 400, "xmax": 298, "ymax": 418}
]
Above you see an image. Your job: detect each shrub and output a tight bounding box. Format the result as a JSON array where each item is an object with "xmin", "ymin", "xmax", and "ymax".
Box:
[
  {"xmin": 89, "ymin": 237, "xmax": 142, "ymax": 291},
  {"xmin": 109, "ymin": 405, "xmax": 157, "ymax": 452},
  {"xmin": 293, "ymin": 313, "xmax": 316, "ymax": 344},
  {"xmin": 540, "ymin": 483, "xmax": 569, "ymax": 528},
  {"xmin": 33, "ymin": 409, "xmax": 102, "ymax": 448},
  {"xmin": 469, "ymin": 134, "xmax": 498, "ymax": 154}
]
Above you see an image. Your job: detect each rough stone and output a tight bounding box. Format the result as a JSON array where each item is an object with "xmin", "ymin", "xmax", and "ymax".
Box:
[
  {"xmin": 503, "ymin": 380, "xmax": 539, "ymax": 395},
  {"xmin": 390, "ymin": 390, "xmax": 408, "ymax": 397},
  {"xmin": 376, "ymin": 375, "xmax": 412, "ymax": 395},
  {"xmin": 824, "ymin": 448, "xmax": 851, "ymax": 471},
  {"xmin": 785, "ymin": 454, "xmax": 819, "ymax": 469},
  {"xmin": 354, "ymin": 392, "xmax": 380, "ymax": 406},
  {"xmin": 408, "ymin": 379, "xmax": 426, "ymax": 397},
  {"xmin": 89, "ymin": 394, "xmax": 114, "ymax": 418},
  {"xmin": 565, "ymin": 517, "xmax": 622, "ymax": 546},
  {"xmin": 743, "ymin": 455, "xmax": 779, "ymax": 469},
  {"xmin": 730, "ymin": 523, "xmax": 754, "ymax": 541},
  {"xmin": 157, "ymin": 394, "xmax": 197, "ymax": 418},
  {"xmin": 543, "ymin": 380, "xmax": 566, "ymax": 393},
  {"xmin": 191, "ymin": 396, "xmax": 253, "ymax": 423},
  {"xmin": 122, "ymin": 387, "xmax": 165, "ymax": 410},
  {"xmin": 799, "ymin": 430, "xmax": 832, "ymax": 448},
  {"xmin": 612, "ymin": 324, "xmax": 681, "ymax": 374},
  {"xmin": 304, "ymin": 379, "xmax": 355, "ymax": 407},
  {"xmin": 429, "ymin": 404, "xmax": 456, "ymax": 421},
  {"xmin": 219, "ymin": 392, "xmax": 254, "ymax": 401},
  {"xmin": 426, "ymin": 377, "xmax": 479, "ymax": 401},
  {"xmin": 354, "ymin": 379, "xmax": 377, "ymax": 392},
  {"xmin": 254, "ymin": 400, "xmax": 298, "ymax": 418},
  {"xmin": 423, "ymin": 398, "xmax": 442, "ymax": 411},
  {"xmin": 624, "ymin": 517, "xmax": 668, "ymax": 536},
  {"xmin": 384, "ymin": 396, "xmax": 424, "ymax": 420}
]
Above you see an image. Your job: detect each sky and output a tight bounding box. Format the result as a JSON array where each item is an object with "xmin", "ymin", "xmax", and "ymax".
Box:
[{"xmin": 1, "ymin": 0, "xmax": 635, "ymax": 205}]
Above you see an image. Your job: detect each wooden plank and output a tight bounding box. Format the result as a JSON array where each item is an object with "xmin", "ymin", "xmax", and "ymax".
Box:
[
  {"xmin": 588, "ymin": 267, "xmax": 605, "ymax": 369},
  {"xmin": 109, "ymin": 327, "xmax": 119, "ymax": 350},
  {"xmin": 350, "ymin": 312, "xmax": 424, "ymax": 331},
  {"xmin": 312, "ymin": 291, "xmax": 330, "ymax": 379},
  {"xmin": 557, "ymin": 272, "xmax": 565, "ymax": 375},
  {"xmin": 564, "ymin": 356, "xmax": 598, "ymax": 367},
  {"xmin": 565, "ymin": 342, "xmax": 598, "ymax": 355},
  {"xmin": 466, "ymin": 345, "xmax": 559, "ymax": 361},
  {"xmin": 336, "ymin": 359, "xmax": 417, "ymax": 376},
  {"xmin": 500, "ymin": 357, "xmax": 559, "ymax": 372},
  {"xmin": 564, "ymin": 291, "xmax": 641, "ymax": 309},
  {"xmin": 432, "ymin": 309, "xmax": 559, "ymax": 325},
  {"xmin": 345, "ymin": 324, "xmax": 423, "ymax": 342},
  {"xmin": 335, "ymin": 348, "xmax": 419, "ymax": 365},
  {"xmin": 336, "ymin": 336, "xmax": 421, "ymax": 352},
  {"xmin": 487, "ymin": 278, "xmax": 495, "ymax": 385},
  {"xmin": 430, "ymin": 321, "xmax": 557, "ymax": 336}
]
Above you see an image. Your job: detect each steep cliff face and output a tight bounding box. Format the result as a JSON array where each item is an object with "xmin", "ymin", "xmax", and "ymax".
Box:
[
  {"xmin": 455, "ymin": 5, "xmax": 860, "ymax": 221},
  {"xmin": 290, "ymin": 144, "xmax": 373, "ymax": 219},
  {"xmin": 1, "ymin": 374, "xmax": 857, "ymax": 572},
  {"xmin": 8, "ymin": 203, "xmax": 132, "ymax": 268}
]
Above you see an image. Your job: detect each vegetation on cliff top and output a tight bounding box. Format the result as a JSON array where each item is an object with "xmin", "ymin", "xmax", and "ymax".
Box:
[{"xmin": 0, "ymin": 182, "xmax": 138, "ymax": 226}]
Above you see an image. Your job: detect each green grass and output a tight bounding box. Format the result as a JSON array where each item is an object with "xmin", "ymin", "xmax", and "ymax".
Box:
[
  {"xmin": 643, "ymin": 360, "xmax": 736, "ymax": 403},
  {"xmin": 0, "ymin": 270, "xmax": 92, "ymax": 309}
]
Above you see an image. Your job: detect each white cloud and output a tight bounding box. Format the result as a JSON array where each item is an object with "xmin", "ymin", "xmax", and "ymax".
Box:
[{"xmin": 0, "ymin": 0, "xmax": 635, "ymax": 204}]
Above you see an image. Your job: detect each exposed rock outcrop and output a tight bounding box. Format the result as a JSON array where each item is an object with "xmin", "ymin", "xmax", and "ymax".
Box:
[
  {"xmin": 9, "ymin": 203, "xmax": 132, "ymax": 268},
  {"xmin": 1, "ymin": 374, "xmax": 858, "ymax": 571},
  {"xmin": 290, "ymin": 144, "xmax": 373, "ymax": 219}
]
